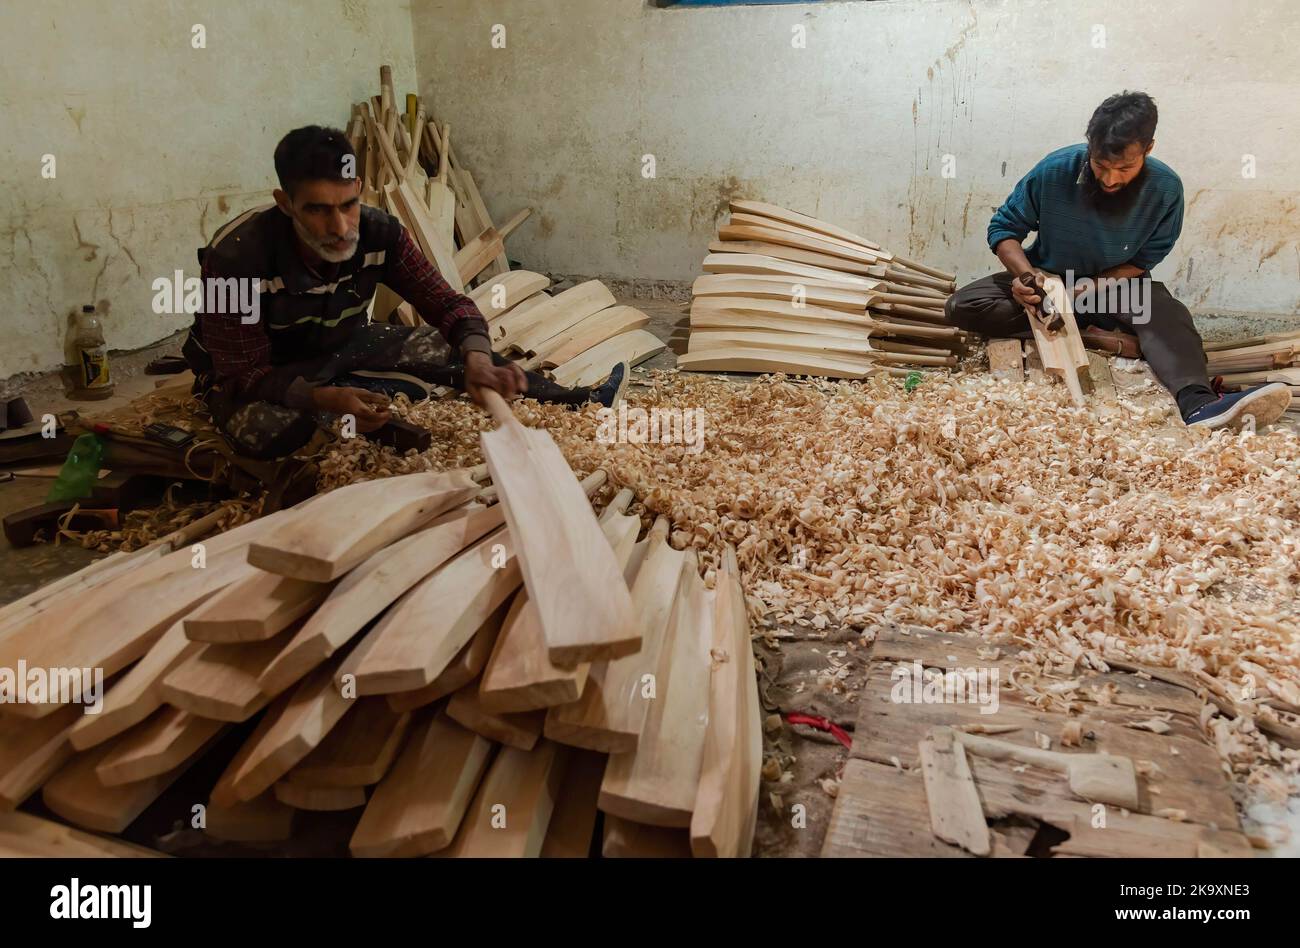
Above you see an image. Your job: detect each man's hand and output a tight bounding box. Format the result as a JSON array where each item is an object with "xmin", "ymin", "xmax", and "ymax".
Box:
[
  {"xmin": 463, "ymin": 350, "xmax": 527, "ymax": 407},
  {"xmin": 313, "ymin": 386, "xmax": 391, "ymax": 433},
  {"xmin": 1011, "ymin": 270, "xmax": 1045, "ymax": 310}
]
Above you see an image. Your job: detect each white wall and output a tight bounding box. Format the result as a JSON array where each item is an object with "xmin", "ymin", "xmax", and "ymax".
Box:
[
  {"xmin": 0, "ymin": 0, "xmax": 419, "ymax": 380},
  {"xmin": 411, "ymin": 0, "xmax": 1300, "ymax": 318}
]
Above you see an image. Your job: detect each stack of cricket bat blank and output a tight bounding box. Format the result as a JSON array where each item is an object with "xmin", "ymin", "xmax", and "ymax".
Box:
[
  {"xmin": 677, "ymin": 200, "xmax": 972, "ymax": 380},
  {"xmin": 347, "ymin": 67, "xmax": 662, "ymax": 390},
  {"xmin": 0, "ymin": 466, "xmax": 761, "ymax": 858},
  {"xmin": 1205, "ymin": 332, "xmax": 1300, "ymax": 413}
]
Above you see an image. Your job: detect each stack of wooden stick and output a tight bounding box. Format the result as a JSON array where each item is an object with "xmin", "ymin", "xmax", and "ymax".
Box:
[
  {"xmin": 0, "ymin": 463, "xmax": 761, "ymax": 858},
  {"xmin": 677, "ymin": 200, "xmax": 971, "ymax": 379},
  {"xmin": 1205, "ymin": 332, "xmax": 1300, "ymax": 409},
  {"xmin": 347, "ymin": 66, "xmax": 662, "ymax": 390}
]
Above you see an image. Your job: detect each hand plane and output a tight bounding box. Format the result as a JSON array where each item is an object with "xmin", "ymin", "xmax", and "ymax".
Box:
[{"xmin": 1018, "ymin": 271, "xmax": 1065, "ymax": 334}]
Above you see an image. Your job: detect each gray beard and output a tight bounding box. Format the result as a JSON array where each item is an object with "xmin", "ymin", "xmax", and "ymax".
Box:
[{"xmin": 293, "ymin": 217, "xmax": 359, "ymax": 264}]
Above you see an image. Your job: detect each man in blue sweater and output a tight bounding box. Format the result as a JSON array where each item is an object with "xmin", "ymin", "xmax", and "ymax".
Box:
[{"xmin": 947, "ymin": 91, "xmax": 1292, "ymax": 430}]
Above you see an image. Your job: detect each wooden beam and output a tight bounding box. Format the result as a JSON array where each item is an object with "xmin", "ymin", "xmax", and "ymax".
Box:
[
  {"xmin": 95, "ymin": 707, "xmax": 226, "ymax": 787},
  {"xmin": 540, "ymin": 749, "xmax": 606, "ymax": 858},
  {"xmin": 468, "ymin": 270, "xmax": 550, "ymax": 320},
  {"xmin": 161, "ymin": 624, "xmax": 299, "ymax": 722},
  {"xmin": 446, "ymin": 688, "xmax": 544, "ymax": 750},
  {"xmin": 701, "ymin": 251, "xmax": 880, "ymax": 288},
  {"xmin": 0, "ymin": 809, "xmax": 165, "ymax": 858},
  {"xmin": 0, "ymin": 703, "xmax": 81, "ymax": 809},
  {"xmin": 532, "ymin": 305, "xmax": 651, "ymax": 370},
  {"xmin": 692, "ymin": 274, "xmax": 873, "ymax": 313},
  {"xmin": 289, "ymin": 699, "xmax": 412, "ymax": 787},
  {"xmin": 43, "ymin": 739, "xmax": 201, "ymax": 834},
  {"xmin": 385, "ymin": 598, "xmax": 510, "ymax": 711},
  {"xmin": 729, "ymin": 199, "xmax": 881, "ymax": 250},
  {"xmin": 183, "ymin": 571, "xmax": 330, "ymax": 644}
]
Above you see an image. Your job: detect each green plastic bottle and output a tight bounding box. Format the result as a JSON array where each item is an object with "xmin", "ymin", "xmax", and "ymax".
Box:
[{"xmin": 47, "ymin": 433, "xmax": 105, "ymax": 503}]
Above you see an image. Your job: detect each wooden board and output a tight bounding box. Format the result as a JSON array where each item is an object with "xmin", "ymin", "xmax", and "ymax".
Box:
[
  {"xmin": 479, "ymin": 393, "xmax": 639, "ymax": 667},
  {"xmin": 690, "ymin": 307, "xmax": 876, "ymax": 340},
  {"xmin": 1029, "ymin": 273, "xmax": 1092, "ymax": 405},
  {"xmin": 531, "ymin": 306, "xmax": 651, "ymax": 370},
  {"xmin": 183, "ymin": 571, "xmax": 329, "ymax": 644},
  {"xmin": 717, "ymin": 223, "xmax": 880, "ymax": 267},
  {"xmin": 691, "ymin": 294, "xmax": 872, "ymax": 326},
  {"xmin": 540, "ymin": 749, "xmax": 607, "ymax": 858},
  {"xmin": 273, "ymin": 779, "xmax": 367, "ymax": 811},
  {"xmin": 688, "ymin": 329, "xmax": 875, "ymax": 359},
  {"xmin": 478, "ymin": 491, "xmax": 641, "ymax": 713},
  {"xmin": 43, "ymin": 740, "xmax": 199, "ymax": 834},
  {"xmin": 545, "ymin": 518, "xmax": 687, "ymax": 752},
  {"xmin": 0, "ymin": 809, "xmax": 165, "ymax": 857},
  {"xmin": 496, "ymin": 281, "xmax": 618, "ymax": 356},
  {"xmin": 701, "ymin": 252, "xmax": 880, "ymax": 288},
  {"xmin": 289, "ymin": 698, "xmax": 412, "ymax": 787},
  {"xmin": 598, "ymin": 561, "xmax": 711, "ymax": 828},
  {"xmin": 259, "ymin": 502, "xmax": 505, "ymax": 696},
  {"xmin": 692, "ymin": 274, "xmax": 872, "ymax": 313},
  {"xmin": 385, "ymin": 598, "xmax": 510, "ymax": 711},
  {"xmin": 449, "ymin": 164, "xmax": 510, "ymax": 279},
  {"xmin": 708, "ymin": 238, "xmax": 880, "ymax": 277},
  {"xmin": 676, "ymin": 346, "xmax": 874, "ymax": 380},
  {"xmin": 602, "ymin": 815, "xmax": 692, "ymax": 858},
  {"xmin": 214, "ymin": 661, "xmax": 354, "ymax": 805},
  {"xmin": 549, "ymin": 330, "xmax": 667, "ymax": 388},
  {"xmin": 95, "ymin": 706, "xmax": 226, "ymax": 787},
  {"xmin": 0, "ymin": 702, "xmax": 81, "ymax": 808},
  {"xmin": 468, "ymin": 270, "xmax": 550, "ymax": 320},
  {"xmin": 247, "ymin": 470, "xmax": 477, "ymax": 582},
  {"xmin": 987, "ymin": 338, "xmax": 1024, "ymax": 381},
  {"xmin": 446, "ymin": 687, "xmax": 544, "ymax": 750},
  {"xmin": 160, "ymin": 624, "xmax": 298, "ymax": 722},
  {"xmin": 729, "ymin": 199, "xmax": 880, "ymax": 250},
  {"xmin": 919, "ymin": 729, "xmax": 990, "ymax": 856},
  {"xmin": 68, "ymin": 616, "xmax": 203, "ymax": 750},
  {"xmin": 728, "ymin": 212, "xmax": 886, "ymax": 260},
  {"xmin": 339, "ymin": 525, "xmax": 521, "ymax": 695},
  {"xmin": 439, "ymin": 740, "xmax": 569, "ymax": 858},
  {"xmin": 0, "ymin": 546, "xmax": 259, "ymax": 717},
  {"xmin": 689, "ymin": 545, "xmax": 761, "ymax": 858},
  {"xmin": 349, "ymin": 712, "xmax": 495, "ymax": 857}
]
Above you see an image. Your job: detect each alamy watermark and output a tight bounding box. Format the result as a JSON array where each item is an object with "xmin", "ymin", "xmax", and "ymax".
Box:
[
  {"xmin": 0, "ymin": 661, "xmax": 104, "ymax": 713},
  {"xmin": 890, "ymin": 660, "xmax": 999, "ymax": 715},
  {"xmin": 1062, "ymin": 270, "xmax": 1152, "ymax": 324},
  {"xmin": 151, "ymin": 270, "xmax": 261, "ymax": 324},
  {"xmin": 595, "ymin": 403, "xmax": 706, "ymax": 455}
]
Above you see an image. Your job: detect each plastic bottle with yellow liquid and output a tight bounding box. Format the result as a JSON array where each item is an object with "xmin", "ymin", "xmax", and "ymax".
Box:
[{"xmin": 71, "ymin": 304, "xmax": 114, "ymax": 400}]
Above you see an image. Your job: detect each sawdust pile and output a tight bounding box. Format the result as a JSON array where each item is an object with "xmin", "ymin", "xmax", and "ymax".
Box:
[{"xmin": 319, "ymin": 370, "xmax": 1300, "ymax": 778}]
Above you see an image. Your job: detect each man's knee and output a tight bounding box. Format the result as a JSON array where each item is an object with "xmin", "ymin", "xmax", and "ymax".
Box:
[
  {"xmin": 946, "ymin": 278, "xmax": 1021, "ymax": 336},
  {"xmin": 222, "ymin": 402, "xmax": 318, "ymax": 460}
]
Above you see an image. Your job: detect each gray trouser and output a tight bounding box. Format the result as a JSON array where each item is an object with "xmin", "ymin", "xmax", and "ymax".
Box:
[
  {"xmin": 208, "ymin": 325, "xmax": 591, "ymax": 460},
  {"xmin": 944, "ymin": 272, "xmax": 1211, "ymax": 396}
]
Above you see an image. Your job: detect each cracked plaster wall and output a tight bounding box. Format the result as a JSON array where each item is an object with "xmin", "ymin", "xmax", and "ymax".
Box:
[{"xmin": 0, "ymin": 0, "xmax": 418, "ymax": 380}]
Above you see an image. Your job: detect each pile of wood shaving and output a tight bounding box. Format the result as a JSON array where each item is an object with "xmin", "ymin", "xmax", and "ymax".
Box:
[
  {"xmin": 319, "ymin": 370, "xmax": 1300, "ymax": 779},
  {"xmin": 65, "ymin": 496, "xmax": 264, "ymax": 552}
]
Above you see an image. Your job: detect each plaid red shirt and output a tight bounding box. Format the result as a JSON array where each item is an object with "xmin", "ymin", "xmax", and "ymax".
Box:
[{"xmin": 192, "ymin": 207, "xmax": 490, "ymax": 407}]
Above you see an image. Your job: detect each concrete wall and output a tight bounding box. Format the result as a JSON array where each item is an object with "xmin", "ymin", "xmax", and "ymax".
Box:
[
  {"xmin": 0, "ymin": 0, "xmax": 418, "ymax": 381},
  {"xmin": 411, "ymin": 0, "xmax": 1300, "ymax": 318}
]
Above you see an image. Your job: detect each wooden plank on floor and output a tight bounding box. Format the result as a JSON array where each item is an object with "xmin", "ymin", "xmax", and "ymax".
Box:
[{"xmin": 349, "ymin": 712, "xmax": 495, "ymax": 857}]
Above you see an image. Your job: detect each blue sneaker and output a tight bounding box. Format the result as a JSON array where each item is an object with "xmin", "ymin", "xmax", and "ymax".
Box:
[
  {"xmin": 589, "ymin": 361, "xmax": 629, "ymax": 409},
  {"xmin": 1185, "ymin": 382, "xmax": 1293, "ymax": 431}
]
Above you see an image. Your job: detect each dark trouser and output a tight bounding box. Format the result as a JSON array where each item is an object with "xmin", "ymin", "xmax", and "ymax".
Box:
[
  {"xmin": 201, "ymin": 325, "xmax": 593, "ymax": 460},
  {"xmin": 945, "ymin": 272, "xmax": 1213, "ymax": 402}
]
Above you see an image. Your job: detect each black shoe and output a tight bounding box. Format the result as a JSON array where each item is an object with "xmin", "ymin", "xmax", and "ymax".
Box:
[
  {"xmin": 589, "ymin": 361, "xmax": 629, "ymax": 409},
  {"xmin": 1185, "ymin": 382, "xmax": 1292, "ymax": 430}
]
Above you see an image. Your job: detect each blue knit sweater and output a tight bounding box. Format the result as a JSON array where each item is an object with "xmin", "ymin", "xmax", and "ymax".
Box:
[{"xmin": 987, "ymin": 143, "xmax": 1184, "ymax": 276}]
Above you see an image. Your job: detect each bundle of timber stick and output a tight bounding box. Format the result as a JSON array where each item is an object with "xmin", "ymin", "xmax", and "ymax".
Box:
[
  {"xmin": 346, "ymin": 67, "xmax": 655, "ymax": 391},
  {"xmin": 0, "ymin": 452, "xmax": 760, "ymax": 857},
  {"xmin": 677, "ymin": 199, "xmax": 971, "ymax": 379},
  {"xmin": 1205, "ymin": 331, "xmax": 1300, "ymax": 410}
]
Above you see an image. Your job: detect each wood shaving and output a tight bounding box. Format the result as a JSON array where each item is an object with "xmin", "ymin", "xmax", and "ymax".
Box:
[{"xmin": 317, "ymin": 371, "xmax": 1300, "ymax": 788}]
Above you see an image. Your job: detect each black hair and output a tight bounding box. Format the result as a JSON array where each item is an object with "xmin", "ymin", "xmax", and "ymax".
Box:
[
  {"xmin": 273, "ymin": 126, "xmax": 356, "ymax": 196},
  {"xmin": 1086, "ymin": 92, "xmax": 1158, "ymax": 160}
]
